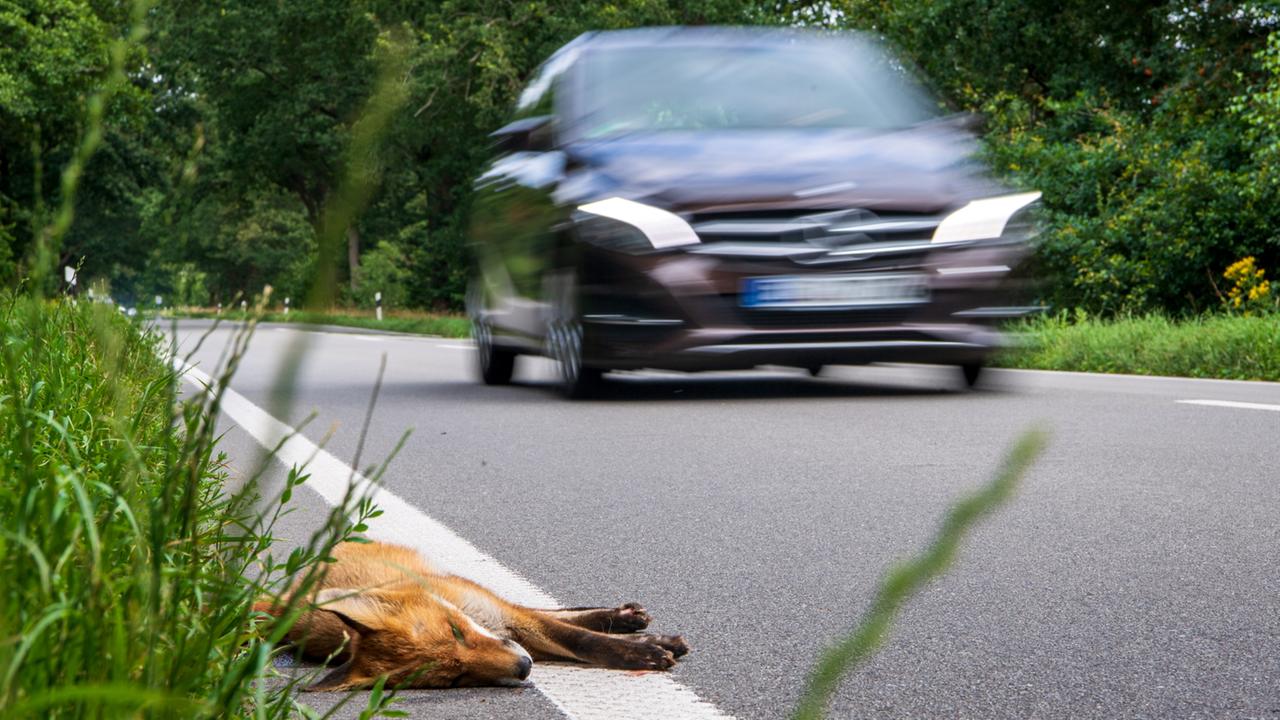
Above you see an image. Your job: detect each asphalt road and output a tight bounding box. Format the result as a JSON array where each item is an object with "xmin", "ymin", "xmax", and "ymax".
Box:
[{"xmin": 167, "ymin": 318, "xmax": 1279, "ymax": 720}]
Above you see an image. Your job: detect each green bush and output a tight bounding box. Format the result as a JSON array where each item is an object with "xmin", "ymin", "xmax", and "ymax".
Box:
[{"xmin": 349, "ymin": 240, "xmax": 413, "ymax": 310}]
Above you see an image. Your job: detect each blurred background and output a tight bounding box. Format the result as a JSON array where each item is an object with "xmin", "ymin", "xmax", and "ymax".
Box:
[{"xmin": 2, "ymin": 1, "xmax": 1278, "ymax": 318}]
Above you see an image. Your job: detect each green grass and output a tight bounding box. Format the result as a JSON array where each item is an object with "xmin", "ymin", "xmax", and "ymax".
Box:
[
  {"xmin": 162, "ymin": 308, "xmax": 471, "ymax": 339},
  {"xmin": 0, "ymin": 294, "xmax": 391, "ymax": 718},
  {"xmin": 996, "ymin": 312, "xmax": 1280, "ymax": 381}
]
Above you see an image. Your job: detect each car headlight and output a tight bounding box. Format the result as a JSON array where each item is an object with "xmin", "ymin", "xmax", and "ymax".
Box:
[
  {"xmin": 576, "ymin": 197, "xmax": 701, "ymax": 253},
  {"xmin": 931, "ymin": 191, "xmax": 1042, "ymax": 244}
]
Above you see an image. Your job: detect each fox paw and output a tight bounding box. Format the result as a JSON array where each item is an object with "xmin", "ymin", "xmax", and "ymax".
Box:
[
  {"xmin": 649, "ymin": 633, "xmax": 690, "ymax": 658},
  {"xmin": 615, "ymin": 636, "xmax": 677, "ymax": 670},
  {"xmin": 605, "ymin": 603, "xmax": 651, "ymax": 633}
]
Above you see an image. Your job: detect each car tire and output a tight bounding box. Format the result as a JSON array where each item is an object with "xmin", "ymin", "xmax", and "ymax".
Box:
[
  {"xmin": 546, "ymin": 270, "xmax": 605, "ymax": 399},
  {"xmin": 960, "ymin": 362, "xmax": 983, "ymax": 388},
  {"xmin": 474, "ymin": 317, "xmax": 516, "ymax": 385}
]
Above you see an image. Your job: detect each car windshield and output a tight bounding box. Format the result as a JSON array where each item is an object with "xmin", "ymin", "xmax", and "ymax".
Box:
[{"xmin": 575, "ymin": 38, "xmax": 939, "ymax": 138}]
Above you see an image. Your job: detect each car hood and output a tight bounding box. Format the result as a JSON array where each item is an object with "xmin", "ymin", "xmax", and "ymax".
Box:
[{"xmin": 558, "ymin": 126, "xmax": 1003, "ymax": 214}]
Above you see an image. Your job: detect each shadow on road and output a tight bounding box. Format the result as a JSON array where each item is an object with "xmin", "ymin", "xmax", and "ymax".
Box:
[{"xmin": 384, "ymin": 367, "xmax": 998, "ymax": 404}]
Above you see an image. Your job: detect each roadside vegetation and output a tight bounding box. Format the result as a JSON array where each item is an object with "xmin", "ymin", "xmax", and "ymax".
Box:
[
  {"xmin": 998, "ymin": 312, "xmax": 1280, "ymax": 381},
  {"xmin": 0, "ymin": 294, "xmax": 392, "ymax": 718},
  {"xmin": 161, "ymin": 307, "xmax": 470, "ymax": 338},
  {"xmin": 0, "ymin": 1, "xmax": 403, "ymax": 714}
]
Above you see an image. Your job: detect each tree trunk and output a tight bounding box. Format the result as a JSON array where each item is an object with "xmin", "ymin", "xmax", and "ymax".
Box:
[{"xmin": 346, "ymin": 224, "xmax": 360, "ymax": 292}]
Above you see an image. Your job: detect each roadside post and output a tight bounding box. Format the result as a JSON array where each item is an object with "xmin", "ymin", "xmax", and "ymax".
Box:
[
  {"xmin": 217, "ymin": 302, "xmax": 222, "ymax": 314},
  {"xmin": 64, "ymin": 266, "xmax": 77, "ymax": 297},
  {"xmin": 284, "ymin": 297, "xmax": 290, "ymax": 316},
  {"xmin": 240, "ymin": 299, "xmax": 247, "ymax": 314},
  {"xmin": 376, "ymin": 291, "xmax": 383, "ymax": 321},
  {"xmin": 155, "ymin": 295, "xmax": 162, "ymax": 311}
]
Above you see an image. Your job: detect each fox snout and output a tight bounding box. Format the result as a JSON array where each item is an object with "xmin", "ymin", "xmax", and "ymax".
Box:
[{"xmin": 495, "ymin": 639, "xmax": 533, "ymax": 686}]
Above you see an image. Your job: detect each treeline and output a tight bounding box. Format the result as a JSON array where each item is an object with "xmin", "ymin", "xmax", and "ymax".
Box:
[{"xmin": 2, "ymin": 1, "xmax": 1277, "ymax": 315}]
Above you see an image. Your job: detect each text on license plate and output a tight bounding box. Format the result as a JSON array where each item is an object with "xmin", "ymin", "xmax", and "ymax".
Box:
[{"xmin": 741, "ymin": 273, "xmax": 930, "ymax": 309}]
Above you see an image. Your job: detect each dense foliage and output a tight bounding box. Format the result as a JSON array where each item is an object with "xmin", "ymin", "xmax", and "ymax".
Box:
[
  {"xmin": 2, "ymin": 1, "xmax": 1277, "ymax": 315},
  {"xmin": 836, "ymin": 0, "xmax": 1280, "ymax": 314}
]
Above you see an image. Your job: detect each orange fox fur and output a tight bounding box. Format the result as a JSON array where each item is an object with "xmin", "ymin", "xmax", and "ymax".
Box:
[{"xmin": 256, "ymin": 540, "xmax": 689, "ymax": 690}]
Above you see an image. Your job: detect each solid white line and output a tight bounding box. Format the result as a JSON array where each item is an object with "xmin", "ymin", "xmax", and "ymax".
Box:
[
  {"xmin": 173, "ymin": 358, "xmax": 731, "ymax": 720},
  {"xmin": 435, "ymin": 343, "xmax": 473, "ymax": 350},
  {"xmin": 1177, "ymin": 399, "xmax": 1280, "ymax": 413}
]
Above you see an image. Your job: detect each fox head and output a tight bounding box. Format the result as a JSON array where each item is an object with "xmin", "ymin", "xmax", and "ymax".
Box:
[{"xmin": 304, "ymin": 587, "xmax": 533, "ymax": 690}]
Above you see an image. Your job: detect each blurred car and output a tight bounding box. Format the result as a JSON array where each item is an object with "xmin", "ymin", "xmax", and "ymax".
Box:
[{"xmin": 467, "ymin": 27, "xmax": 1040, "ymax": 397}]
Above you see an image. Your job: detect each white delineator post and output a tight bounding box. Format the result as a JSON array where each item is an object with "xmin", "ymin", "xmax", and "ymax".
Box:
[
  {"xmin": 375, "ymin": 291, "xmax": 383, "ymax": 322},
  {"xmin": 240, "ymin": 299, "xmax": 247, "ymax": 314},
  {"xmin": 284, "ymin": 297, "xmax": 290, "ymax": 316}
]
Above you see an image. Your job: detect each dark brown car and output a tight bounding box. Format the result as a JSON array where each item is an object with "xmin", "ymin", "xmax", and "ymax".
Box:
[{"xmin": 467, "ymin": 27, "xmax": 1040, "ymax": 397}]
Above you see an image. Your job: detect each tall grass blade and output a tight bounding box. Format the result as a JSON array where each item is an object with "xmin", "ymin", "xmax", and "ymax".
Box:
[{"xmin": 791, "ymin": 430, "xmax": 1048, "ymax": 720}]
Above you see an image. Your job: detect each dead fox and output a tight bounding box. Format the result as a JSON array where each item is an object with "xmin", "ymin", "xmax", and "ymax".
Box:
[{"xmin": 256, "ymin": 540, "xmax": 689, "ymax": 690}]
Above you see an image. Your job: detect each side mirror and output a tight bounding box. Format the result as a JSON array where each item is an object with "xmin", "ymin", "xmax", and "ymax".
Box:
[
  {"xmin": 949, "ymin": 111, "xmax": 985, "ymax": 134},
  {"xmin": 491, "ymin": 115, "xmax": 555, "ymax": 154}
]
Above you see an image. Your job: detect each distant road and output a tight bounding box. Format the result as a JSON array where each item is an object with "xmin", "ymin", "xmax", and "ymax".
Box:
[{"xmin": 170, "ymin": 319, "xmax": 1280, "ymax": 720}]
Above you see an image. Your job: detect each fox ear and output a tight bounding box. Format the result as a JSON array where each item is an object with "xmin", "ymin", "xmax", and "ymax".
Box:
[
  {"xmin": 313, "ymin": 588, "xmax": 382, "ymax": 636},
  {"xmin": 305, "ymin": 660, "xmax": 369, "ymax": 692}
]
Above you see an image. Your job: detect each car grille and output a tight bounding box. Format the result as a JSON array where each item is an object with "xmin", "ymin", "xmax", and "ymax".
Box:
[{"xmin": 689, "ymin": 209, "xmax": 942, "ymax": 248}]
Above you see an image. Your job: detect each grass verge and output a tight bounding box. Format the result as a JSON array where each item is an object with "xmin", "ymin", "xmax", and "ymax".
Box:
[
  {"xmin": 996, "ymin": 312, "xmax": 1280, "ymax": 382},
  {"xmin": 161, "ymin": 308, "xmax": 471, "ymax": 338},
  {"xmin": 0, "ymin": 294, "xmax": 392, "ymax": 718}
]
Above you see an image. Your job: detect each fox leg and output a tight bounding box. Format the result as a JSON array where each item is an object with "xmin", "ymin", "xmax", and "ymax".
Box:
[
  {"xmin": 504, "ymin": 613, "xmax": 688, "ymax": 670},
  {"xmin": 253, "ymin": 600, "xmax": 358, "ymax": 664},
  {"xmin": 537, "ymin": 603, "xmax": 651, "ymax": 633}
]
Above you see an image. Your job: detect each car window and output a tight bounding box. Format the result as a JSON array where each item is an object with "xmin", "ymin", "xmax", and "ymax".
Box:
[
  {"xmin": 576, "ymin": 40, "xmax": 938, "ymax": 137},
  {"xmin": 514, "ymin": 47, "xmax": 579, "ymax": 120}
]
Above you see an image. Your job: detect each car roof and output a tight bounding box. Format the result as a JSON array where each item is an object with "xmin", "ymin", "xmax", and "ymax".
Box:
[{"xmin": 565, "ymin": 25, "xmax": 858, "ymax": 51}]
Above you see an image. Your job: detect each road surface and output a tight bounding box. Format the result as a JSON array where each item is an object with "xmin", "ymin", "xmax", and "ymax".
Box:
[{"xmin": 167, "ymin": 318, "xmax": 1279, "ymax": 720}]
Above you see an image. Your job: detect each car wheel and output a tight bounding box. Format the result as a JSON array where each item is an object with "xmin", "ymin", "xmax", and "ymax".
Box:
[
  {"xmin": 473, "ymin": 316, "xmax": 516, "ymax": 385},
  {"xmin": 546, "ymin": 271, "xmax": 604, "ymax": 399},
  {"xmin": 960, "ymin": 362, "xmax": 983, "ymax": 388}
]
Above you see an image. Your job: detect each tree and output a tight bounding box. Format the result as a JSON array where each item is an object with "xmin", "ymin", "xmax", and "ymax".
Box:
[
  {"xmin": 835, "ymin": 0, "xmax": 1280, "ymax": 314},
  {"xmin": 0, "ymin": 0, "xmax": 143, "ymax": 283},
  {"xmin": 154, "ymin": 0, "xmax": 383, "ymax": 295}
]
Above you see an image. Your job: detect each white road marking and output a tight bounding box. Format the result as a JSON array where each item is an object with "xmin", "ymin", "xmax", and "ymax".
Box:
[
  {"xmin": 338, "ymin": 334, "xmax": 383, "ymax": 343},
  {"xmin": 1178, "ymin": 399, "xmax": 1280, "ymax": 413},
  {"xmin": 174, "ymin": 358, "xmax": 731, "ymax": 720},
  {"xmin": 435, "ymin": 343, "xmax": 474, "ymax": 350}
]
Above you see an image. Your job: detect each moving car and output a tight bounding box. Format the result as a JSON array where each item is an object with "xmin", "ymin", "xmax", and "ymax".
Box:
[{"xmin": 467, "ymin": 27, "xmax": 1039, "ymax": 397}]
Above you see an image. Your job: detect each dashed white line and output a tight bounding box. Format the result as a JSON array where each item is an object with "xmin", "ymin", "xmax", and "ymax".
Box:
[
  {"xmin": 1178, "ymin": 399, "xmax": 1280, "ymax": 413},
  {"xmin": 174, "ymin": 358, "xmax": 731, "ymax": 720}
]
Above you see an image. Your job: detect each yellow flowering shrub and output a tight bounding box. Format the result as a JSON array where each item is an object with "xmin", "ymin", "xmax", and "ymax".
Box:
[{"xmin": 1224, "ymin": 257, "xmax": 1275, "ymax": 315}]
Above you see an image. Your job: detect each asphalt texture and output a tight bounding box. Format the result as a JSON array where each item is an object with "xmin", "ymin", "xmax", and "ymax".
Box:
[{"xmin": 168, "ymin": 319, "xmax": 1280, "ymax": 720}]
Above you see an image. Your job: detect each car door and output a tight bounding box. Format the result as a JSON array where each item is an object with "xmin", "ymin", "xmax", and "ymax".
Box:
[{"xmin": 468, "ymin": 52, "xmax": 576, "ymax": 347}]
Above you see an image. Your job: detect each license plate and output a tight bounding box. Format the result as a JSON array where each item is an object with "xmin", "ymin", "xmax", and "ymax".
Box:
[{"xmin": 741, "ymin": 273, "xmax": 929, "ymax": 309}]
